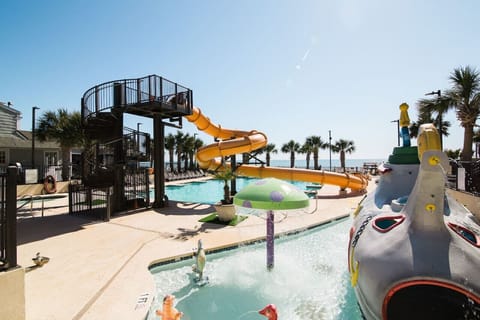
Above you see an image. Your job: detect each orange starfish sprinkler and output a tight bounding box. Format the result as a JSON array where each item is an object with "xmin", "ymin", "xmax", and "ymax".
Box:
[{"xmin": 156, "ymin": 294, "xmax": 183, "ymax": 320}]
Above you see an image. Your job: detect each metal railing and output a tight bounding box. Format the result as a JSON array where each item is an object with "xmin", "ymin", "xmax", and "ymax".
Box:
[
  {"xmin": 81, "ymin": 74, "xmax": 193, "ymax": 122},
  {"xmin": 0, "ymin": 166, "xmax": 18, "ymax": 271}
]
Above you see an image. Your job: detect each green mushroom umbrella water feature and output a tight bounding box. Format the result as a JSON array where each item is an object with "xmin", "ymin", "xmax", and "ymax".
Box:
[{"xmin": 233, "ymin": 178, "xmax": 310, "ymax": 269}]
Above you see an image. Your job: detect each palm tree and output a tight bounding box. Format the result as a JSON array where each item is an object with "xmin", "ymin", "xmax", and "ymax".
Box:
[
  {"xmin": 261, "ymin": 143, "xmax": 277, "ymax": 166},
  {"xmin": 445, "ymin": 66, "xmax": 480, "ymax": 161},
  {"xmin": 301, "ymin": 139, "xmax": 314, "ymax": 169},
  {"xmin": 416, "ymin": 96, "xmax": 452, "ymax": 147},
  {"xmin": 193, "ymin": 136, "xmax": 204, "ymax": 169},
  {"xmin": 36, "ymin": 109, "xmax": 84, "ymax": 180},
  {"xmin": 332, "ymin": 139, "xmax": 355, "ymax": 172},
  {"xmin": 214, "ymin": 168, "xmax": 236, "ymax": 204},
  {"xmin": 174, "ymin": 131, "xmax": 185, "ymax": 172},
  {"xmin": 409, "ymin": 109, "xmax": 435, "ymax": 139},
  {"xmin": 306, "ymin": 135, "xmax": 325, "ymax": 170},
  {"xmin": 445, "ymin": 149, "xmax": 461, "ymax": 160},
  {"xmin": 281, "ymin": 140, "xmax": 300, "ymax": 168},
  {"xmin": 182, "ymin": 133, "xmax": 194, "ymax": 170},
  {"xmin": 164, "ymin": 133, "xmax": 176, "ymax": 172}
]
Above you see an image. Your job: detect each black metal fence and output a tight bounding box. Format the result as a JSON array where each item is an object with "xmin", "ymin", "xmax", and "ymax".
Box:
[
  {"xmin": 69, "ymin": 167, "xmax": 150, "ymax": 219},
  {"xmin": 124, "ymin": 167, "xmax": 150, "ymax": 209},
  {"xmin": 450, "ymin": 160, "xmax": 480, "ymax": 196},
  {"xmin": 0, "ymin": 166, "xmax": 18, "ymax": 271},
  {"xmin": 68, "ymin": 184, "xmax": 112, "ymax": 221}
]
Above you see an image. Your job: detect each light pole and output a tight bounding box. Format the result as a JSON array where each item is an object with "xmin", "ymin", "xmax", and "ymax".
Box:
[
  {"xmin": 32, "ymin": 106, "xmax": 39, "ymax": 169},
  {"xmin": 425, "ymin": 90, "xmax": 442, "ymax": 150},
  {"xmin": 391, "ymin": 119, "xmax": 400, "ymax": 146},
  {"xmin": 136, "ymin": 122, "xmax": 142, "ymax": 154},
  {"xmin": 329, "ymin": 130, "xmax": 332, "ymax": 171}
]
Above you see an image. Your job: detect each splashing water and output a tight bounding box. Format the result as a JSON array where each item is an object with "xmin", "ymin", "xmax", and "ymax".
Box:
[{"xmin": 148, "ymin": 218, "xmax": 363, "ymax": 320}]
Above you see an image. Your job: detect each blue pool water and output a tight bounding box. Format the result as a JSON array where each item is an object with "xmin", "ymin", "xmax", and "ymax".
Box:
[
  {"xmin": 162, "ymin": 177, "xmax": 310, "ymax": 204},
  {"xmin": 148, "ymin": 218, "xmax": 362, "ymax": 320}
]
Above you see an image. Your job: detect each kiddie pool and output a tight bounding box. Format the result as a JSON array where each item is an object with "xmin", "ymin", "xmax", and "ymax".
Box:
[{"xmin": 147, "ymin": 218, "xmax": 362, "ymax": 320}]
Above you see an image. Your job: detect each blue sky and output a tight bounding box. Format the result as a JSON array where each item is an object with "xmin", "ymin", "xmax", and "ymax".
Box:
[{"xmin": 1, "ymin": 0, "xmax": 479, "ymax": 160}]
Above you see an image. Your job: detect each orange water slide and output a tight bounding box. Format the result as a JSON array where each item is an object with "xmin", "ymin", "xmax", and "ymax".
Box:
[{"xmin": 185, "ymin": 107, "xmax": 368, "ymax": 191}]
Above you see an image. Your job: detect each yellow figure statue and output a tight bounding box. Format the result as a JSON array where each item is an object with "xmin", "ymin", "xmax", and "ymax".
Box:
[{"xmin": 399, "ymin": 103, "xmax": 411, "ymax": 147}]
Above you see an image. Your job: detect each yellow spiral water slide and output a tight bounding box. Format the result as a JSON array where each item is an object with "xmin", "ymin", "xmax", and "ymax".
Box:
[{"xmin": 185, "ymin": 107, "xmax": 368, "ymax": 191}]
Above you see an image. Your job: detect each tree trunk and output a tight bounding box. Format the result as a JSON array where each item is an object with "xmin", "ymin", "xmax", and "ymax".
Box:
[
  {"xmin": 266, "ymin": 153, "xmax": 271, "ymax": 166},
  {"xmin": 306, "ymin": 153, "xmax": 311, "ymax": 169},
  {"xmin": 340, "ymin": 151, "xmax": 346, "ymax": 172},
  {"xmin": 290, "ymin": 152, "xmax": 295, "ymax": 168},
  {"xmin": 313, "ymin": 150, "xmax": 319, "ymax": 170},
  {"xmin": 189, "ymin": 152, "xmax": 194, "ymax": 169},
  {"xmin": 169, "ymin": 150, "xmax": 174, "ymax": 172},
  {"xmin": 61, "ymin": 146, "xmax": 70, "ymax": 181},
  {"xmin": 461, "ymin": 124, "xmax": 474, "ymax": 161},
  {"xmin": 176, "ymin": 152, "xmax": 182, "ymax": 172},
  {"xmin": 223, "ymin": 183, "xmax": 230, "ymax": 203}
]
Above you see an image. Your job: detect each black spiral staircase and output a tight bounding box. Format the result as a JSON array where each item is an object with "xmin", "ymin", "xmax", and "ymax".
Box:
[
  {"xmin": 82, "ymin": 74, "xmax": 193, "ymax": 141},
  {"xmin": 80, "ymin": 75, "xmax": 193, "ymax": 212}
]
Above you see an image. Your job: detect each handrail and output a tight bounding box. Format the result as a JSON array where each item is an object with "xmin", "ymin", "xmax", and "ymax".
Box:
[{"xmin": 81, "ymin": 74, "xmax": 193, "ymax": 122}]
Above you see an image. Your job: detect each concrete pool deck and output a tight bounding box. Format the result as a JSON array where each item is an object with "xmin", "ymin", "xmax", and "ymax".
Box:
[{"xmin": 16, "ymin": 179, "xmax": 377, "ymax": 320}]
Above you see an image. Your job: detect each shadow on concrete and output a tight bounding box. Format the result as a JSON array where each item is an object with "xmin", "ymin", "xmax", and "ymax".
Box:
[
  {"xmin": 174, "ymin": 223, "xmax": 225, "ymax": 241},
  {"xmin": 17, "ymin": 214, "xmax": 100, "ymax": 245},
  {"xmin": 152, "ymin": 200, "xmax": 216, "ymax": 216}
]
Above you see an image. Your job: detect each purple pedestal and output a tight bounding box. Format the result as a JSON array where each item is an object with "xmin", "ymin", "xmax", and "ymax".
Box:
[{"xmin": 266, "ymin": 210, "xmax": 274, "ymax": 269}]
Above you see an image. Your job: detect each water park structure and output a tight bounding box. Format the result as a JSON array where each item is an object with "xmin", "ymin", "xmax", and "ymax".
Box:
[
  {"xmin": 79, "ymin": 74, "xmax": 367, "ymax": 216},
  {"xmin": 348, "ymin": 104, "xmax": 480, "ymax": 319}
]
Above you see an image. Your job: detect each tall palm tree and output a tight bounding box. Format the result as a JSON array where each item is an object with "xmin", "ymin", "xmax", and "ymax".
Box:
[
  {"xmin": 445, "ymin": 65, "xmax": 480, "ymax": 161},
  {"xmin": 193, "ymin": 137, "xmax": 204, "ymax": 169},
  {"xmin": 416, "ymin": 96, "xmax": 452, "ymax": 147},
  {"xmin": 281, "ymin": 140, "xmax": 300, "ymax": 168},
  {"xmin": 445, "ymin": 148, "xmax": 461, "ymax": 159},
  {"xmin": 409, "ymin": 108, "xmax": 435, "ymax": 139},
  {"xmin": 332, "ymin": 139, "xmax": 355, "ymax": 172},
  {"xmin": 262, "ymin": 143, "xmax": 277, "ymax": 166},
  {"xmin": 301, "ymin": 139, "xmax": 314, "ymax": 169},
  {"xmin": 410, "ymin": 107, "xmax": 451, "ymax": 140},
  {"xmin": 183, "ymin": 133, "xmax": 194, "ymax": 170},
  {"xmin": 174, "ymin": 131, "xmax": 185, "ymax": 172},
  {"xmin": 36, "ymin": 109, "xmax": 84, "ymax": 180},
  {"xmin": 306, "ymin": 135, "xmax": 325, "ymax": 170},
  {"xmin": 164, "ymin": 133, "xmax": 176, "ymax": 172}
]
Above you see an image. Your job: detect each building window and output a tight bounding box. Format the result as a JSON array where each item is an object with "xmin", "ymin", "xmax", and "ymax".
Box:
[
  {"xmin": 44, "ymin": 151, "xmax": 58, "ymax": 167},
  {"xmin": 0, "ymin": 150, "xmax": 8, "ymax": 166}
]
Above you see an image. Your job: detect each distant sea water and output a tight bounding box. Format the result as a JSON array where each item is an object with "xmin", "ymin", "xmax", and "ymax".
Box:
[
  {"xmin": 269, "ymin": 158, "xmax": 386, "ymax": 170},
  {"xmin": 164, "ymin": 158, "xmax": 386, "ymax": 171}
]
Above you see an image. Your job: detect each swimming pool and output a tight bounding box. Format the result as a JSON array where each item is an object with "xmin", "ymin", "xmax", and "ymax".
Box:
[
  {"xmin": 148, "ymin": 218, "xmax": 362, "ymax": 320},
  {"xmin": 163, "ymin": 177, "xmax": 310, "ymax": 204}
]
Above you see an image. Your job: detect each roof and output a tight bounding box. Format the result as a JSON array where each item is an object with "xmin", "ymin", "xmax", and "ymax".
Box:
[
  {"xmin": 0, "ymin": 131, "xmax": 60, "ymax": 149},
  {"xmin": 0, "ymin": 101, "xmax": 22, "ymax": 116}
]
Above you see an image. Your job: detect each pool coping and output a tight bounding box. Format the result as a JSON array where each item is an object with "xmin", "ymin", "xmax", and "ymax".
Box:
[{"xmin": 148, "ymin": 214, "xmax": 350, "ymax": 270}]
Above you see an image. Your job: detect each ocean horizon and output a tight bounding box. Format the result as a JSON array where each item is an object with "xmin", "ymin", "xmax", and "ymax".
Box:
[
  {"xmin": 269, "ymin": 158, "xmax": 386, "ymax": 169},
  {"xmin": 164, "ymin": 158, "xmax": 386, "ymax": 171}
]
